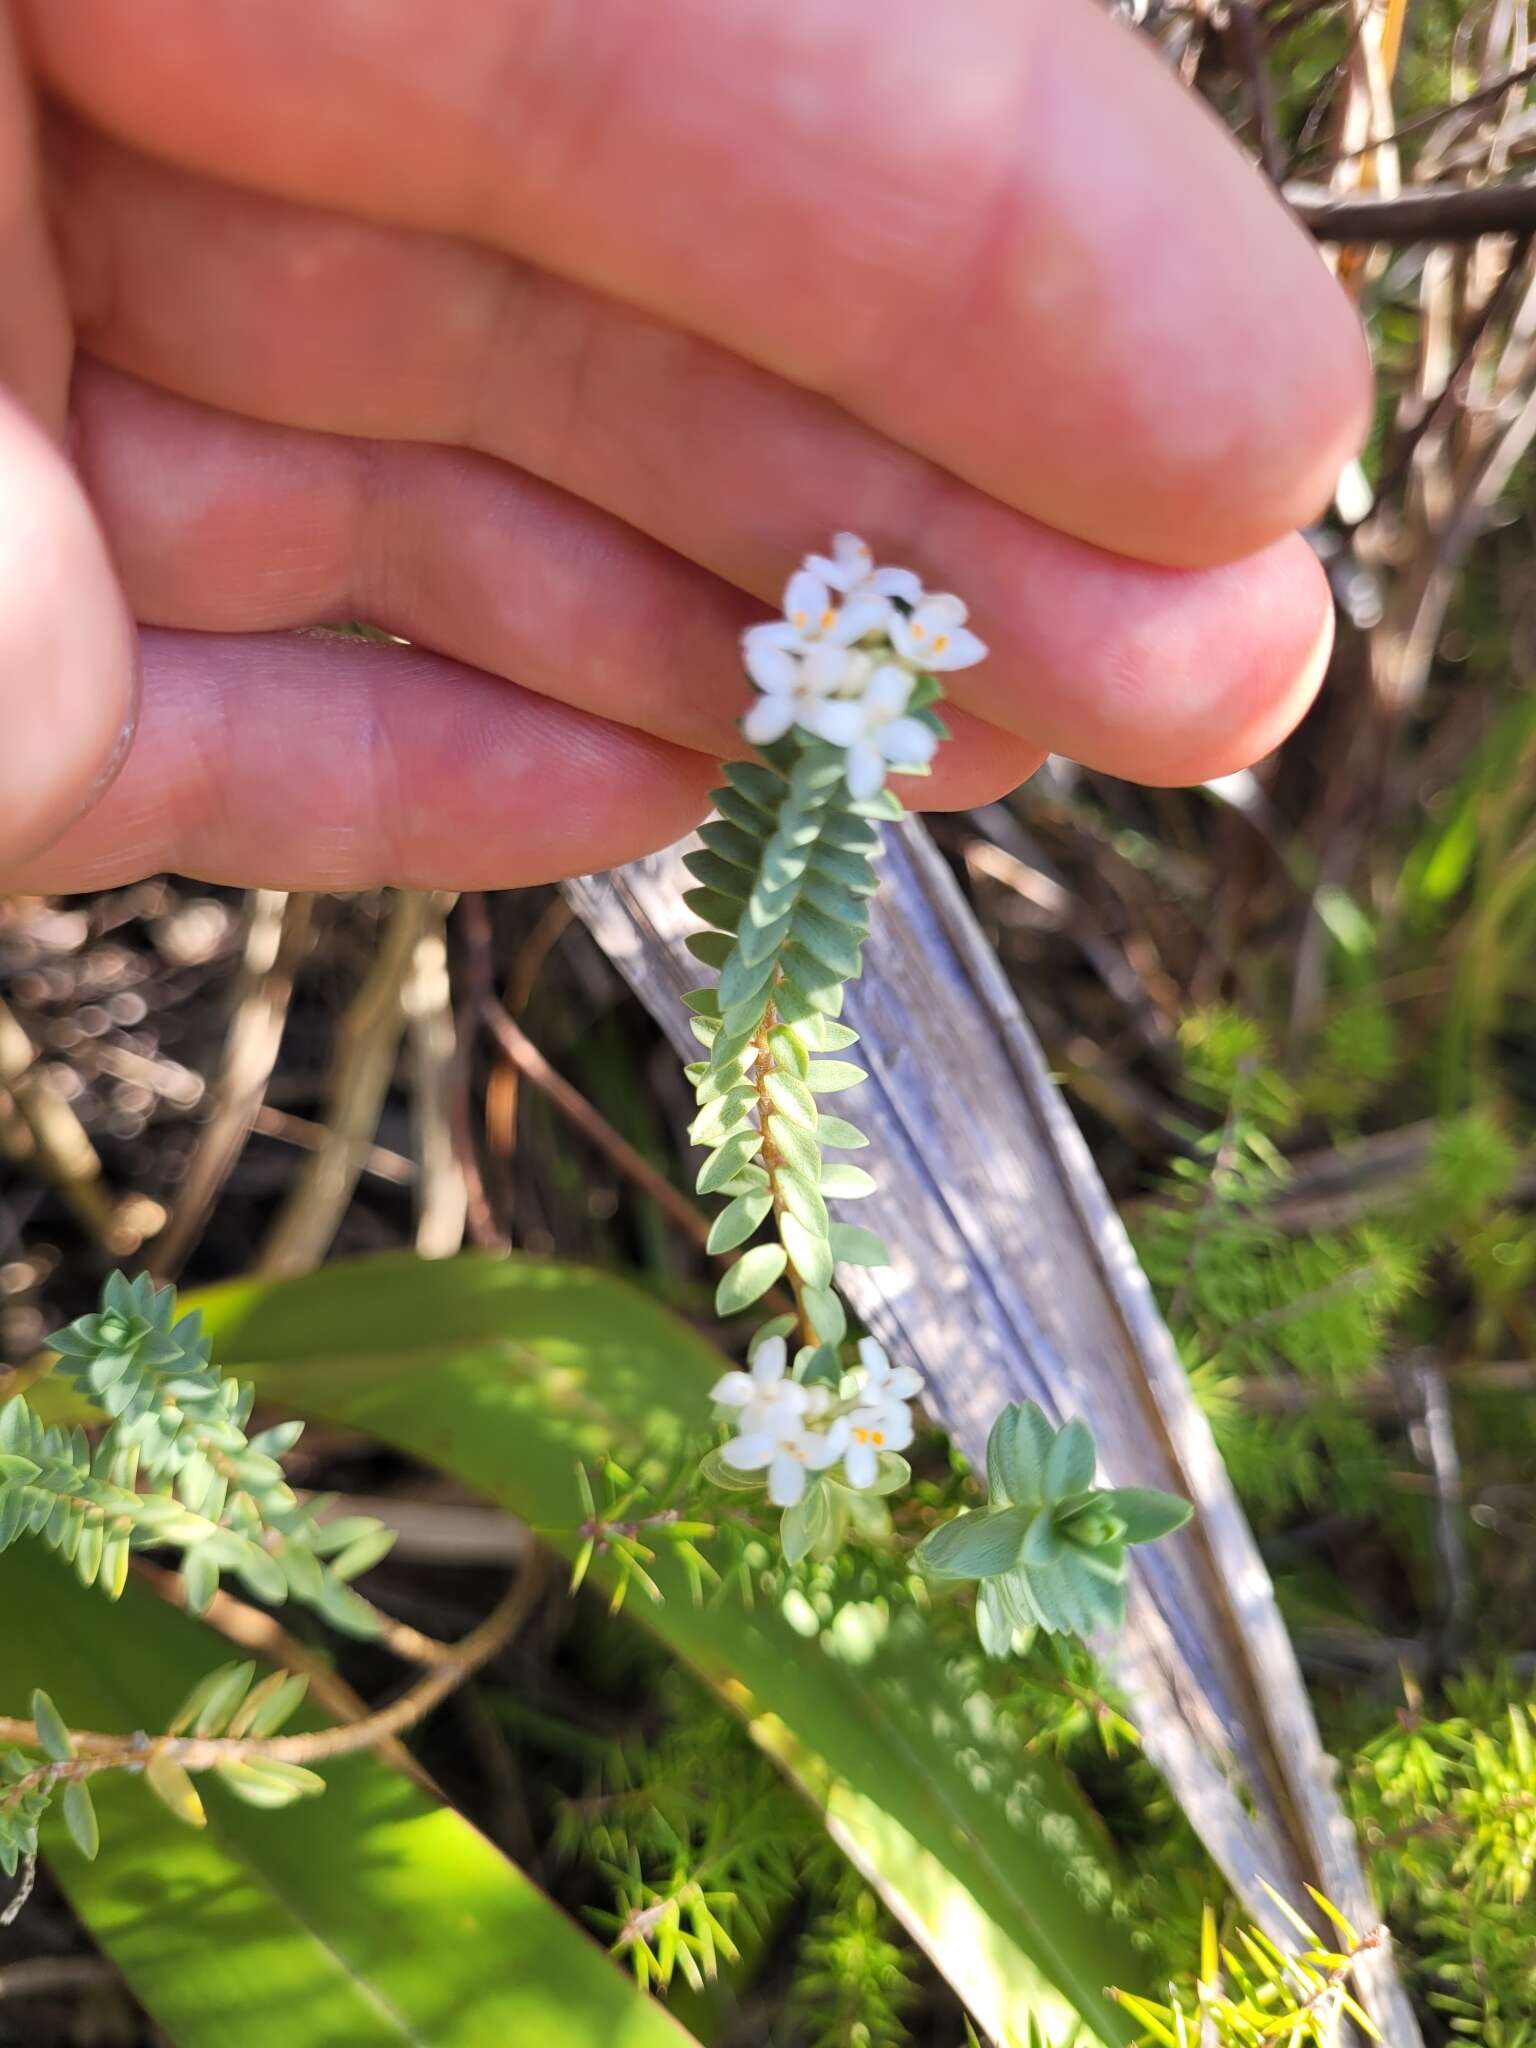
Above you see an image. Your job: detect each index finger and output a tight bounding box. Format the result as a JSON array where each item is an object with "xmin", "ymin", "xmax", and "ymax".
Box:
[{"xmin": 23, "ymin": 0, "xmax": 1369, "ymax": 569}]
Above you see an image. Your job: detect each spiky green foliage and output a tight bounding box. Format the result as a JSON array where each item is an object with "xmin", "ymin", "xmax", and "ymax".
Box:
[
  {"xmin": 1352, "ymin": 1680, "xmax": 1536, "ymax": 2044},
  {"xmin": 0, "ymin": 1273, "xmax": 392, "ymax": 1630},
  {"xmin": 556, "ymin": 1675, "xmax": 813, "ymax": 1992},
  {"xmin": 1111, "ymin": 1893, "xmax": 1382, "ymax": 2047},
  {"xmin": 914, "ymin": 1401, "xmax": 1190, "ymax": 1650},
  {"xmin": 793, "ymin": 1870, "xmax": 920, "ymax": 2048}
]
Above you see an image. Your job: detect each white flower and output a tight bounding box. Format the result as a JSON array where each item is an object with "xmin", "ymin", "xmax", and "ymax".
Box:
[
  {"xmin": 802, "ymin": 531, "xmax": 923, "ymax": 608},
  {"xmin": 803, "ymin": 663, "xmax": 939, "ymax": 800},
  {"xmin": 854, "ymin": 1337, "xmax": 922, "ymax": 1403},
  {"xmin": 888, "ymin": 593, "xmax": 987, "ymax": 673},
  {"xmin": 779, "ymin": 569, "xmax": 891, "ymax": 653},
  {"xmin": 741, "ymin": 637, "xmax": 863, "ymax": 746},
  {"xmin": 723, "ymin": 1411, "xmax": 849, "ymax": 1506},
  {"xmin": 841, "ymin": 1339, "xmax": 921, "ymax": 1490},
  {"xmin": 710, "ymin": 1336, "xmax": 804, "ymax": 1434}
]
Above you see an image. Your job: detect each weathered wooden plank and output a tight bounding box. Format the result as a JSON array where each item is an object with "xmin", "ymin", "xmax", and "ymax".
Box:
[{"xmin": 565, "ymin": 817, "xmax": 1419, "ymax": 2043}]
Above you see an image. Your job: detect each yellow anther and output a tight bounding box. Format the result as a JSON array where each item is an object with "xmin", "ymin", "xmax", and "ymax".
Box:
[{"xmin": 932, "ymin": 633, "xmax": 949, "ymax": 653}]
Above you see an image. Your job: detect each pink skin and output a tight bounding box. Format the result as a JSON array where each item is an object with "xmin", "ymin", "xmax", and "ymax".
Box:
[{"xmin": 4, "ymin": 0, "xmax": 1367, "ymax": 888}]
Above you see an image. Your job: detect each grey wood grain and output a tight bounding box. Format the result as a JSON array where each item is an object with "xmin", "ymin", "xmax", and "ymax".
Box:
[{"xmin": 565, "ymin": 819, "xmax": 1419, "ymax": 2046}]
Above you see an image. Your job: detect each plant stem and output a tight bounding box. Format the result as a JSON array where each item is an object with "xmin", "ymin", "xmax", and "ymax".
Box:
[{"xmin": 0, "ymin": 1564, "xmax": 542, "ymax": 1798}]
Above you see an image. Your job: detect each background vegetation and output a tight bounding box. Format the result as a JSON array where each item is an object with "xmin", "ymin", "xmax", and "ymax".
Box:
[{"xmin": 2, "ymin": 2, "xmax": 1535, "ymax": 2042}]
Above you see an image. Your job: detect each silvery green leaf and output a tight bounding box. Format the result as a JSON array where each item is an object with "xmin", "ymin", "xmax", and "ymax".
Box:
[
  {"xmin": 846, "ymin": 1452, "xmax": 910, "ymax": 1498},
  {"xmin": 169, "ymin": 1661, "xmax": 256, "ymax": 1738},
  {"xmin": 791, "ymin": 906, "xmax": 862, "ymax": 979},
  {"xmin": 782, "ymin": 1215, "xmax": 833, "ymax": 1291},
  {"xmin": 214, "ymin": 1758, "xmax": 326, "ymax": 1810},
  {"xmin": 802, "ymin": 1287, "xmax": 846, "ymax": 1345},
  {"xmin": 777, "ymin": 1168, "xmax": 828, "ymax": 1236},
  {"xmin": 30, "ymin": 1689, "xmax": 74, "ymax": 1762},
  {"xmin": 724, "ymin": 760, "xmax": 788, "ymax": 809},
  {"xmin": 762, "ymin": 1070, "xmax": 817, "ymax": 1128},
  {"xmin": 715, "ymin": 1246, "xmax": 788, "ymax": 1317},
  {"xmin": 1043, "ymin": 1417, "xmax": 1096, "ymax": 1502},
  {"xmin": 231, "ymin": 1671, "xmax": 310, "ymax": 1739},
  {"xmin": 915, "ymin": 1505, "xmax": 1030, "ymax": 1580},
  {"xmin": 707, "ymin": 1192, "xmax": 773, "ymax": 1254},
  {"xmin": 1021, "ymin": 1506, "xmax": 1064, "ymax": 1568},
  {"xmin": 684, "ymin": 930, "xmax": 733, "ymax": 970},
  {"xmin": 766, "ymin": 1113, "xmax": 821, "ymax": 1182},
  {"xmin": 804, "ymin": 1061, "xmax": 868, "ymax": 1094},
  {"xmin": 1093, "ymin": 1487, "xmax": 1194, "ymax": 1545},
  {"xmin": 766, "ymin": 1024, "xmax": 809, "ymax": 1077},
  {"xmin": 697, "ymin": 818, "xmax": 760, "ymax": 867},
  {"xmin": 797, "ymin": 1343, "xmax": 843, "ymax": 1386},
  {"xmin": 683, "ymin": 849, "xmax": 750, "ymax": 895},
  {"xmin": 815, "ymin": 1116, "xmax": 869, "ymax": 1151},
  {"xmin": 717, "ymin": 945, "xmax": 776, "ymax": 1012},
  {"xmin": 683, "ymin": 885, "xmax": 745, "ymax": 930},
  {"xmin": 779, "ymin": 945, "xmax": 844, "ymax": 1015},
  {"xmin": 976, "ymin": 1579, "xmax": 1019, "ymax": 1660},
  {"xmin": 749, "ymin": 1315, "xmax": 798, "ymax": 1358},
  {"xmin": 804, "ymin": 1018, "xmax": 860, "ymax": 1052},
  {"xmin": 820, "ymin": 1164, "xmax": 876, "ymax": 1199},
  {"xmin": 799, "ymin": 874, "xmax": 866, "ymax": 928},
  {"xmin": 986, "ymin": 1402, "xmax": 1055, "ymax": 1507},
  {"xmin": 330, "ymin": 1526, "xmax": 399, "ymax": 1582},
  {"xmin": 698, "ymin": 1446, "xmax": 767, "ymax": 1492},
  {"xmin": 808, "ymin": 845, "xmax": 879, "ymax": 895},
  {"xmin": 781, "ymin": 1481, "xmax": 835, "ymax": 1566},
  {"xmin": 818, "ymin": 811, "xmax": 880, "ymax": 854},
  {"xmin": 62, "ymin": 1779, "xmax": 99, "ymax": 1860},
  {"xmin": 828, "ymin": 1222, "xmax": 888, "ymax": 1267},
  {"xmin": 696, "ymin": 1129, "xmax": 763, "ymax": 1195}
]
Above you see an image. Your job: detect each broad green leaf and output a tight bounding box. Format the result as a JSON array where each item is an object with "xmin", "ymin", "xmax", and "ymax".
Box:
[
  {"xmin": 820, "ymin": 1164, "xmax": 877, "ymax": 1200},
  {"xmin": 170, "ymin": 1252, "xmax": 1143, "ymax": 2045},
  {"xmin": 0, "ymin": 1544, "xmax": 700, "ymax": 2048},
  {"xmin": 714, "ymin": 1245, "xmax": 787, "ymax": 1317}
]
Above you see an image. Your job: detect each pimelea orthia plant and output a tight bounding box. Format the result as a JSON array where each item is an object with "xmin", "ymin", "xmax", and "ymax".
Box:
[{"xmin": 683, "ymin": 533, "xmax": 1192, "ymax": 1611}]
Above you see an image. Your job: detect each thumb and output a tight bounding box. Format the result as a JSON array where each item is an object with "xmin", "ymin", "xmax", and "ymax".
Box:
[{"xmin": 0, "ymin": 384, "xmax": 137, "ymax": 875}]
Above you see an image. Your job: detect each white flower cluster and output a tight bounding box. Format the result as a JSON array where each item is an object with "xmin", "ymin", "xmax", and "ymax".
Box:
[
  {"xmin": 710, "ymin": 1335, "xmax": 923, "ymax": 1506},
  {"xmin": 741, "ymin": 532, "xmax": 987, "ymax": 801}
]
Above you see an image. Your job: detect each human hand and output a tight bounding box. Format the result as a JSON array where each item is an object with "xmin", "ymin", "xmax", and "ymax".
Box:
[{"xmin": 1, "ymin": 0, "xmax": 1368, "ymax": 892}]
